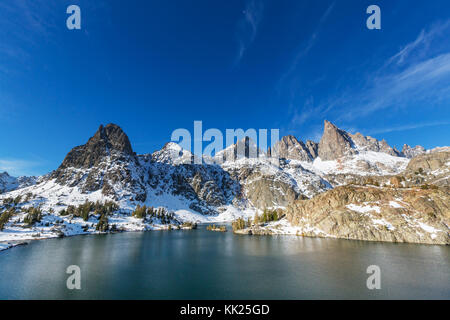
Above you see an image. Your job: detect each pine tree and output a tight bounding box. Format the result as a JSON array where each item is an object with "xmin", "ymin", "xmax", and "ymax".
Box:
[{"xmin": 253, "ymin": 212, "xmax": 259, "ymax": 225}]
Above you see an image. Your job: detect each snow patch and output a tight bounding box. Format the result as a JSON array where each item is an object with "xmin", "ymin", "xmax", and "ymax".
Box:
[
  {"xmin": 346, "ymin": 204, "xmax": 381, "ymax": 213},
  {"xmin": 389, "ymin": 201, "xmax": 404, "ymax": 208}
]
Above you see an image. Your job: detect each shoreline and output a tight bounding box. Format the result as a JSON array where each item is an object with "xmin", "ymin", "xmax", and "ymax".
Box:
[
  {"xmin": 233, "ymin": 218, "xmax": 450, "ymax": 246},
  {"xmin": 2, "ymin": 219, "xmax": 448, "ymax": 253}
]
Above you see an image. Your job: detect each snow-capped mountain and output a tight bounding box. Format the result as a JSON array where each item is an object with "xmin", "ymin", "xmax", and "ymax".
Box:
[
  {"xmin": 0, "ymin": 172, "xmax": 37, "ymax": 194},
  {"xmin": 1, "ymin": 121, "xmax": 448, "ymax": 247},
  {"xmin": 0, "ymin": 121, "xmax": 430, "ymax": 214}
]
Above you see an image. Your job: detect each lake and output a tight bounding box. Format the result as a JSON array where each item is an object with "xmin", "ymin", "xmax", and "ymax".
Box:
[{"xmin": 0, "ymin": 225, "xmax": 449, "ymax": 299}]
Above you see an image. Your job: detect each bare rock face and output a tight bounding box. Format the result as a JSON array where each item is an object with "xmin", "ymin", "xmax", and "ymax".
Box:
[
  {"xmin": 269, "ymin": 135, "xmax": 313, "ymax": 162},
  {"xmin": 402, "ymin": 144, "xmax": 426, "ymax": 159},
  {"xmin": 56, "ymin": 124, "xmax": 135, "ymax": 170},
  {"xmin": 215, "ymin": 137, "xmax": 262, "ymax": 163},
  {"xmin": 406, "ymin": 150, "xmax": 450, "ymax": 172},
  {"xmin": 318, "ymin": 120, "xmax": 356, "ymax": 161},
  {"xmin": 166, "ymin": 164, "xmax": 240, "ymax": 214},
  {"xmin": 402, "ymin": 150, "xmax": 450, "ymax": 187},
  {"xmin": 350, "ymin": 132, "xmax": 400, "ymax": 156},
  {"xmin": 244, "ymin": 176, "xmax": 300, "ymax": 209},
  {"xmin": 50, "ymin": 124, "xmax": 144, "ymax": 199},
  {"xmin": 305, "ymin": 140, "xmax": 318, "ymax": 159},
  {"xmin": 317, "ymin": 121, "xmax": 403, "ymax": 160},
  {"xmin": 286, "ymin": 185, "xmax": 450, "ymax": 245}
]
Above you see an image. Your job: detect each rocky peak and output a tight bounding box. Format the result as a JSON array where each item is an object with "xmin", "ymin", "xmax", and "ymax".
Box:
[
  {"xmin": 0, "ymin": 172, "xmax": 16, "ymax": 194},
  {"xmin": 305, "ymin": 140, "xmax": 319, "ymax": 159},
  {"xmin": 406, "ymin": 149, "xmax": 449, "ymax": 172},
  {"xmin": 402, "ymin": 144, "xmax": 426, "ymax": 159},
  {"xmin": 349, "ymin": 132, "xmax": 400, "ymax": 157},
  {"xmin": 152, "ymin": 142, "xmax": 195, "ymax": 164},
  {"xmin": 0, "ymin": 171, "xmax": 37, "ymax": 194},
  {"xmin": 269, "ymin": 135, "xmax": 314, "ymax": 162},
  {"xmin": 57, "ymin": 124, "xmax": 134, "ymax": 170},
  {"xmin": 215, "ymin": 137, "xmax": 262, "ymax": 163},
  {"xmin": 317, "ymin": 121, "xmax": 405, "ymax": 160},
  {"xmin": 318, "ymin": 120, "xmax": 356, "ymax": 161}
]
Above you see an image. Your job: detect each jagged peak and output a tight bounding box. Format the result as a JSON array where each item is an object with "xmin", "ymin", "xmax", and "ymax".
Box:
[
  {"xmin": 91, "ymin": 123, "xmax": 133, "ymax": 155},
  {"xmin": 56, "ymin": 123, "xmax": 135, "ymax": 171},
  {"xmin": 269, "ymin": 135, "xmax": 313, "ymax": 162},
  {"xmin": 318, "ymin": 120, "xmax": 355, "ymax": 161},
  {"xmin": 152, "ymin": 142, "xmax": 196, "ymax": 164},
  {"xmin": 214, "ymin": 136, "xmax": 263, "ymax": 162},
  {"xmin": 317, "ymin": 120, "xmax": 405, "ymax": 159},
  {"xmin": 401, "ymin": 144, "xmax": 426, "ymax": 158}
]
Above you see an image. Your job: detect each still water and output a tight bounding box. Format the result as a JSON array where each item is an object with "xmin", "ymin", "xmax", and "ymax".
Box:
[{"xmin": 0, "ymin": 225, "xmax": 449, "ymax": 299}]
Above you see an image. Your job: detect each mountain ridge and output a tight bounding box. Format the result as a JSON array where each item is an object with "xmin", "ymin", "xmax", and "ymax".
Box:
[{"xmin": 1, "ymin": 120, "xmax": 448, "ymax": 247}]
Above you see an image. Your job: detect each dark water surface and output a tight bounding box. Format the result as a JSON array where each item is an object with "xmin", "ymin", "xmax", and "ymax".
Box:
[{"xmin": 0, "ymin": 226, "xmax": 449, "ymax": 299}]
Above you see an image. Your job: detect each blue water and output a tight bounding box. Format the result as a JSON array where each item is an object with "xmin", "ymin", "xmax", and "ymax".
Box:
[{"xmin": 0, "ymin": 226, "xmax": 449, "ymax": 299}]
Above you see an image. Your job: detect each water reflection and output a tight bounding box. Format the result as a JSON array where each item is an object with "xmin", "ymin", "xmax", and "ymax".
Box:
[{"xmin": 0, "ymin": 227, "xmax": 448, "ymax": 299}]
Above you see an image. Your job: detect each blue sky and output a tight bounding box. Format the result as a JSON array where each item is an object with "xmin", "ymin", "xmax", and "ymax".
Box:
[{"xmin": 0, "ymin": 0, "xmax": 449, "ymax": 176}]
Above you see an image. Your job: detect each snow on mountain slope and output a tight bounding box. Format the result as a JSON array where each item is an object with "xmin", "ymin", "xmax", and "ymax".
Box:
[
  {"xmin": 152, "ymin": 142, "xmax": 197, "ymax": 165},
  {"xmin": 0, "ymin": 172, "xmax": 18, "ymax": 194},
  {"xmin": 0, "ymin": 172, "xmax": 37, "ymax": 194},
  {"xmin": 1, "ymin": 121, "xmax": 447, "ymax": 248},
  {"xmin": 300, "ymin": 151, "xmax": 409, "ymax": 176}
]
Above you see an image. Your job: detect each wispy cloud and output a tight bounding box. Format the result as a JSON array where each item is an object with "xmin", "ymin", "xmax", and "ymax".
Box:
[
  {"xmin": 337, "ymin": 52, "xmax": 450, "ymax": 121},
  {"xmin": 279, "ymin": 2, "xmax": 335, "ymax": 85},
  {"xmin": 386, "ymin": 20, "xmax": 450, "ymax": 66},
  {"xmin": 0, "ymin": 159, "xmax": 42, "ymax": 177},
  {"xmin": 280, "ymin": 3, "xmax": 335, "ymax": 136},
  {"xmin": 365, "ymin": 121, "xmax": 450, "ymax": 135},
  {"xmin": 234, "ymin": 0, "xmax": 264, "ymax": 66},
  {"xmin": 298, "ymin": 20, "xmax": 450, "ymax": 125},
  {"xmin": 0, "ymin": 1, "xmax": 59, "ymax": 75}
]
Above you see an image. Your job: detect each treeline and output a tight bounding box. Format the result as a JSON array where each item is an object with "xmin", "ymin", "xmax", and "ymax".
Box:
[
  {"xmin": 258, "ymin": 209, "xmax": 281, "ymax": 224},
  {"xmin": 57, "ymin": 200, "xmax": 119, "ymax": 233},
  {"xmin": 1, "ymin": 193, "xmax": 35, "ymax": 209},
  {"xmin": 1, "ymin": 195, "xmax": 24, "ymax": 208},
  {"xmin": 0, "ymin": 208, "xmax": 16, "ymax": 231},
  {"xmin": 132, "ymin": 205, "xmax": 176, "ymax": 225},
  {"xmin": 180, "ymin": 222, "xmax": 197, "ymax": 229},
  {"xmin": 23, "ymin": 206, "xmax": 43, "ymax": 226},
  {"xmin": 232, "ymin": 209, "xmax": 283, "ymax": 231},
  {"xmin": 59, "ymin": 200, "xmax": 118, "ymax": 221},
  {"xmin": 206, "ymin": 224, "xmax": 227, "ymax": 232},
  {"xmin": 0, "ymin": 205, "xmax": 43, "ymax": 229}
]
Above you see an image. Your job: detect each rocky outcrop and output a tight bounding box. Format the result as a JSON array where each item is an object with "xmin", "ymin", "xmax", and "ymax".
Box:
[
  {"xmin": 406, "ymin": 150, "xmax": 450, "ymax": 173},
  {"xmin": 152, "ymin": 142, "xmax": 195, "ymax": 165},
  {"xmin": 400, "ymin": 149, "xmax": 450, "ymax": 187},
  {"xmin": 56, "ymin": 124, "xmax": 135, "ymax": 171},
  {"xmin": 49, "ymin": 124, "xmax": 144, "ymax": 199},
  {"xmin": 305, "ymin": 140, "xmax": 318, "ymax": 159},
  {"xmin": 402, "ymin": 144, "xmax": 426, "ymax": 158},
  {"xmin": 349, "ymin": 132, "xmax": 400, "ymax": 156},
  {"xmin": 222, "ymin": 159, "xmax": 330, "ymax": 209},
  {"xmin": 318, "ymin": 120, "xmax": 356, "ymax": 161},
  {"xmin": 0, "ymin": 172, "xmax": 37, "ymax": 194},
  {"xmin": 285, "ymin": 185, "xmax": 450, "ymax": 245},
  {"xmin": 268, "ymin": 135, "xmax": 313, "ymax": 162},
  {"xmin": 317, "ymin": 120, "xmax": 404, "ymax": 161},
  {"xmin": 215, "ymin": 137, "xmax": 262, "ymax": 163},
  {"xmin": 165, "ymin": 163, "xmax": 240, "ymax": 214}
]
